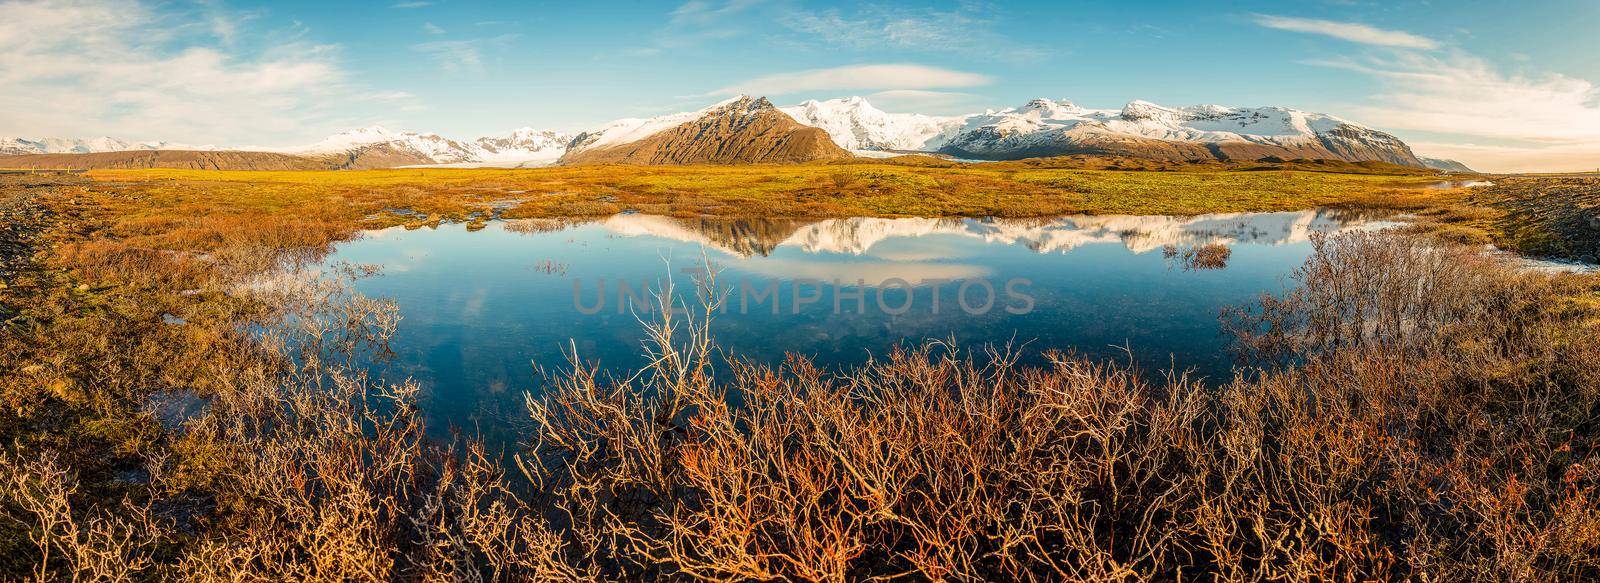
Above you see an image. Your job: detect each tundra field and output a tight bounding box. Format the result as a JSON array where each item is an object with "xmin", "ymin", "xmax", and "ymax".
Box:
[{"xmin": 1, "ymin": 163, "xmax": 1598, "ymax": 580}]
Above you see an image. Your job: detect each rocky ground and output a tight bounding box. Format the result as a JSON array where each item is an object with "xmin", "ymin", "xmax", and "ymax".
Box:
[
  {"xmin": 0, "ymin": 173, "xmax": 87, "ymax": 322},
  {"xmin": 1478, "ymin": 175, "xmax": 1600, "ymax": 262}
]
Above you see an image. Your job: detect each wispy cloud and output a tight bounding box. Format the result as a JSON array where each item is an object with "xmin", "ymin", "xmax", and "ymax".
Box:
[
  {"xmin": 422, "ymin": 22, "xmax": 444, "ymax": 35},
  {"xmin": 1253, "ymin": 14, "xmax": 1440, "ymax": 49},
  {"xmin": 779, "ymin": 5, "xmax": 1047, "ymax": 62},
  {"xmin": 412, "ymin": 40, "xmax": 482, "ymax": 73},
  {"xmin": 1290, "ymin": 48, "xmax": 1600, "ymax": 172},
  {"xmin": 392, "ymin": 1, "xmax": 430, "ymax": 8},
  {"xmin": 0, "ymin": 0, "xmax": 412, "ymax": 145},
  {"xmin": 642, "ymin": 0, "xmax": 763, "ymax": 50},
  {"xmin": 1315, "ymin": 52, "xmax": 1600, "ymax": 144},
  {"xmin": 412, "ymin": 34, "xmax": 517, "ymax": 75},
  {"xmin": 1258, "ymin": 13, "xmax": 1600, "ymax": 171},
  {"xmin": 711, "ymin": 64, "xmax": 991, "ymax": 97},
  {"xmin": 669, "ymin": 0, "xmax": 762, "ymax": 25}
]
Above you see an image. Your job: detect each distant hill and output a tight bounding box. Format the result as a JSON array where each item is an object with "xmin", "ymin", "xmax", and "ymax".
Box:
[
  {"xmin": 0, "ymin": 150, "xmax": 329, "ymax": 171},
  {"xmin": 559, "ymin": 96, "xmax": 850, "ymax": 165},
  {"xmin": 1419, "ymin": 157, "xmax": 1477, "ymax": 173}
]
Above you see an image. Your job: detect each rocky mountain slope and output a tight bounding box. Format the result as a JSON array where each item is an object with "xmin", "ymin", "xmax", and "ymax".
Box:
[
  {"xmin": 559, "ymin": 96, "xmax": 850, "ymax": 165},
  {"xmin": 935, "ymin": 98, "xmax": 1425, "ymax": 166}
]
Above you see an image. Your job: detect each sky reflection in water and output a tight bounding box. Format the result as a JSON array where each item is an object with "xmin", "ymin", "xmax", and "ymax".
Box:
[{"xmin": 324, "ymin": 209, "xmax": 1394, "ymax": 435}]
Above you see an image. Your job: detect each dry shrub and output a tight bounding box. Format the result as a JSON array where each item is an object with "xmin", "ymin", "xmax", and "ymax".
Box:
[
  {"xmin": 1162, "ymin": 242, "xmax": 1233, "ymax": 270},
  {"xmin": 1224, "ymin": 230, "xmax": 1574, "ymax": 362},
  {"xmin": 170, "ymin": 266, "xmax": 582, "ymax": 581},
  {"xmin": 827, "ymin": 171, "xmax": 856, "ymax": 189},
  {"xmin": 523, "ymin": 231, "xmax": 1600, "ymax": 580},
  {"xmin": 0, "ymin": 450, "xmax": 169, "ymax": 581},
  {"xmin": 502, "ymin": 217, "xmax": 585, "ymax": 235}
]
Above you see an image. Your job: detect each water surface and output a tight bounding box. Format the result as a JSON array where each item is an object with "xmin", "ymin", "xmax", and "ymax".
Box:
[{"xmin": 323, "ymin": 210, "xmax": 1393, "ymax": 432}]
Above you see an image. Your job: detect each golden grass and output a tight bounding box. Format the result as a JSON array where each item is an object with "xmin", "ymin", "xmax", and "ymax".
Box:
[{"xmin": 84, "ymin": 162, "xmax": 1456, "ymax": 220}]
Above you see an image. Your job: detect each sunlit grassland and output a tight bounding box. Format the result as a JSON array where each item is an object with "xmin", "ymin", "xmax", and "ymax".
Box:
[
  {"xmin": 85, "ymin": 163, "xmax": 1456, "ymax": 222},
  {"xmin": 6, "ymin": 165, "xmax": 1600, "ymax": 578}
]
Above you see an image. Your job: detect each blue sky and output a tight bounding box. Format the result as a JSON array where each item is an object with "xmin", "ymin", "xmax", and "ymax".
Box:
[{"xmin": 2, "ymin": 0, "xmax": 1599, "ymax": 171}]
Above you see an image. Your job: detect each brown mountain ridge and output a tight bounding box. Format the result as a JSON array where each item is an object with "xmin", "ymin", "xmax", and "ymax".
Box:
[{"xmin": 559, "ymin": 97, "xmax": 851, "ymax": 165}]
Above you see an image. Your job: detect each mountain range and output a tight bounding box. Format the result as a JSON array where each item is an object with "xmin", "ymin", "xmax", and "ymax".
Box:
[{"xmin": 0, "ymin": 95, "xmax": 1473, "ymax": 171}]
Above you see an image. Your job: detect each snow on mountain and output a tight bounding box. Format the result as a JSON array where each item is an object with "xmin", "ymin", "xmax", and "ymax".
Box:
[
  {"xmin": 473, "ymin": 128, "xmax": 570, "ymax": 165},
  {"xmin": 779, "ymin": 96, "xmax": 967, "ymax": 152},
  {"xmin": 5, "ymin": 96, "xmax": 1432, "ymax": 169},
  {"xmin": 940, "ymin": 98, "xmax": 1424, "ymax": 166},
  {"xmin": 287, "ymin": 126, "xmax": 572, "ymax": 167},
  {"xmin": 564, "ymin": 96, "xmax": 749, "ymax": 156},
  {"xmin": 1, "ymin": 136, "xmax": 216, "ymax": 155},
  {"xmin": 598, "ymin": 209, "xmax": 1387, "ymax": 259},
  {"xmin": 293, "ymin": 126, "xmax": 483, "ymax": 164}
]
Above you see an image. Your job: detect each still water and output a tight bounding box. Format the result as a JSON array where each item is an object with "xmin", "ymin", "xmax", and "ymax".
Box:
[{"xmin": 321, "ymin": 209, "xmax": 1392, "ymax": 432}]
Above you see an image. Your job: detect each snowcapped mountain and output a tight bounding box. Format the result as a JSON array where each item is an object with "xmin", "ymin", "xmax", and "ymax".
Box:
[
  {"xmin": 293, "ymin": 126, "xmax": 482, "ymax": 164},
  {"xmin": 560, "ymin": 96, "xmax": 849, "ymax": 165},
  {"xmin": 1, "ymin": 126, "xmax": 571, "ymax": 168},
  {"xmin": 939, "ymin": 98, "xmax": 1424, "ymax": 166},
  {"xmin": 0, "ymin": 136, "xmax": 215, "ymax": 155},
  {"xmin": 287, "ymin": 126, "xmax": 571, "ymax": 167},
  {"xmin": 564, "ymin": 96, "xmax": 748, "ymax": 155},
  {"xmin": 5, "ymin": 95, "xmax": 1443, "ymax": 170},
  {"xmin": 779, "ymin": 96, "xmax": 966, "ymax": 152},
  {"xmin": 473, "ymin": 128, "xmax": 570, "ymax": 165}
]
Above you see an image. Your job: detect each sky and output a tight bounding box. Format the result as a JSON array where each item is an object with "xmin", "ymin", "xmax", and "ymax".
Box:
[{"xmin": 2, "ymin": 0, "xmax": 1599, "ymax": 172}]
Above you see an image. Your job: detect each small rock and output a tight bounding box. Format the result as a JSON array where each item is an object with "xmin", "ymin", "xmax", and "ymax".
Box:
[{"xmin": 75, "ymin": 283, "xmax": 89, "ymax": 291}]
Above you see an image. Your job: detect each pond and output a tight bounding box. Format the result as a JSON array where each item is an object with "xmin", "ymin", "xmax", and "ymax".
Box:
[{"xmin": 321, "ymin": 209, "xmax": 1397, "ymax": 434}]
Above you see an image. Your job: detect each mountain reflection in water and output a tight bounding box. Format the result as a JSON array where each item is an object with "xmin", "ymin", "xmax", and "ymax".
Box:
[
  {"xmin": 568, "ymin": 209, "xmax": 1396, "ymax": 259},
  {"xmin": 331, "ymin": 209, "xmax": 1394, "ymax": 440}
]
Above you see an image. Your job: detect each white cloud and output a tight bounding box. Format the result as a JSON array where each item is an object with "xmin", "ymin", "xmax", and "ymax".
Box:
[
  {"xmin": 392, "ymin": 1, "xmax": 430, "ymax": 8},
  {"xmin": 1253, "ymin": 14, "xmax": 1440, "ymax": 49},
  {"xmin": 863, "ymin": 90, "xmax": 983, "ymax": 115},
  {"xmin": 0, "ymin": 0, "xmax": 410, "ymax": 145},
  {"xmin": 1319, "ymin": 53, "xmax": 1600, "ymax": 143},
  {"xmin": 1308, "ymin": 52, "xmax": 1600, "ymax": 171},
  {"xmin": 1257, "ymin": 14, "xmax": 1600, "ymax": 172},
  {"xmin": 713, "ymin": 64, "xmax": 991, "ymax": 97},
  {"xmin": 422, "ymin": 22, "xmax": 445, "ymax": 35}
]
